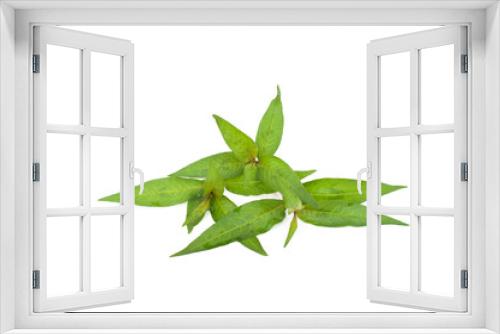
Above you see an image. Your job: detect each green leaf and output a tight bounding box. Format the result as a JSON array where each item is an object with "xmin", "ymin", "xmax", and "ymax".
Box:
[
  {"xmin": 172, "ymin": 199, "xmax": 285, "ymax": 257},
  {"xmin": 284, "ymin": 215, "xmax": 298, "ymax": 247},
  {"xmin": 239, "ymin": 237, "xmax": 267, "ymax": 256},
  {"xmin": 225, "ymin": 167, "xmax": 315, "ymax": 196},
  {"xmin": 297, "ymin": 204, "xmax": 407, "ymax": 228},
  {"xmin": 213, "ymin": 115, "xmax": 258, "ymax": 163},
  {"xmin": 203, "ymin": 166, "xmax": 225, "ymax": 197},
  {"xmin": 295, "ymin": 170, "xmax": 316, "ymax": 180},
  {"xmin": 304, "ymin": 178, "xmax": 405, "ymax": 205},
  {"xmin": 256, "ymin": 86, "xmax": 284, "ymax": 159},
  {"xmin": 259, "ymin": 156, "xmax": 318, "ymax": 209},
  {"xmin": 171, "ymin": 152, "xmax": 244, "ymax": 179},
  {"xmin": 99, "ymin": 176, "xmax": 203, "ymax": 207},
  {"xmin": 184, "ymin": 196, "xmax": 211, "ymax": 233},
  {"xmin": 209, "ymin": 195, "xmax": 268, "ymax": 256},
  {"xmin": 225, "ymin": 164, "xmax": 272, "ymax": 196},
  {"xmin": 209, "ymin": 195, "xmax": 237, "ymax": 222}
]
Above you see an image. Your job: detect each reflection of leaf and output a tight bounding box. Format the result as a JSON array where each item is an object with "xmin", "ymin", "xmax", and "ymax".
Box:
[
  {"xmin": 171, "ymin": 152, "xmax": 244, "ymax": 179},
  {"xmin": 256, "ymin": 86, "xmax": 283, "ymax": 159},
  {"xmin": 304, "ymin": 178, "xmax": 405, "ymax": 204},
  {"xmin": 284, "ymin": 215, "xmax": 298, "ymax": 247},
  {"xmin": 184, "ymin": 197, "xmax": 210, "ymax": 233},
  {"xmin": 297, "ymin": 204, "xmax": 406, "ymax": 227},
  {"xmin": 226, "ymin": 166, "xmax": 316, "ymax": 196},
  {"xmin": 210, "ymin": 196, "xmax": 267, "ymax": 256},
  {"xmin": 213, "ymin": 115, "xmax": 258, "ymax": 163},
  {"xmin": 259, "ymin": 156, "xmax": 317, "ymax": 209},
  {"xmin": 100, "ymin": 176, "xmax": 203, "ymax": 207},
  {"xmin": 172, "ymin": 199, "xmax": 285, "ymax": 257}
]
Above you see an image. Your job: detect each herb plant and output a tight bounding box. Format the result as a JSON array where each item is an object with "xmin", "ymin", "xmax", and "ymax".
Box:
[{"xmin": 101, "ymin": 87, "xmax": 406, "ymax": 257}]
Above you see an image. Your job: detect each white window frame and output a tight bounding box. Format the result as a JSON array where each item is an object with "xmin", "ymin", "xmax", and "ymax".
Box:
[{"xmin": 1, "ymin": 1, "xmax": 499, "ymax": 333}]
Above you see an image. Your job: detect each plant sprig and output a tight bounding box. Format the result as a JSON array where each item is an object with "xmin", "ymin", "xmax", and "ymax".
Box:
[{"xmin": 101, "ymin": 86, "xmax": 406, "ymax": 257}]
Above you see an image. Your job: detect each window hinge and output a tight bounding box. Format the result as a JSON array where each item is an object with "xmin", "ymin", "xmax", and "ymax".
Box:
[
  {"xmin": 32, "ymin": 54, "xmax": 40, "ymax": 73},
  {"xmin": 461, "ymin": 54, "xmax": 468, "ymax": 73},
  {"xmin": 461, "ymin": 162, "xmax": 468, "ymax": 182},
  {"xmin": 32, "ymin": 270, "xmax": 40, "ymax": 289},
  {"xmin": 32, "ymin": 162, "xmax": 40, "ymax": 182},
  {"xmin": 461, "ymin": 269, "xmax": 468, "ymax": 289}
]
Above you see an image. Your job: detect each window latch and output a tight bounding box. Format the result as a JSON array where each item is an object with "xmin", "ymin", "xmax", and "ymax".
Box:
[
  {"xmin": 129, "ymin": 162, "xmax": 144, "ymax": 194},
  {"xmin": 357, "ymin": 162, "xmax": 372, "ymax": 195}
]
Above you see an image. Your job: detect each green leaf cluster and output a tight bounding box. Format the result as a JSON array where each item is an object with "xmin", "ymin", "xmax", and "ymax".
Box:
[{"xmin": 100, "ymin": 86, "xmax": 406, "ymax": 256}]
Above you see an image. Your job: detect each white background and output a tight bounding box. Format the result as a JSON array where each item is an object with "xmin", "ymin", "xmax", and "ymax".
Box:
[{"xmin": 46, "ymin": 25, "xmax": 454, "ymax": 312}]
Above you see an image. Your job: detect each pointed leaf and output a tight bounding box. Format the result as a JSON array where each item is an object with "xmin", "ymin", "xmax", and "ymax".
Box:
[
  {"xmin": 295, "ymin": 170, "xmax": 316, "ymax": 180},
  {"xmin": 304, "ymin": 178, "xmax": 405, "ymax": 204},
  {"xmin": 184, "ymin": 196, "xmax": 211, "ymax": 233},
  {"xmin": 256, "ymin": 86, "xmax": 284, "ymax": 158},
  {"xmin": 210, "ymin": 195, "xmax": 268, "ymax": 256},
  {"xmin": 259, "ymin": 156, "xmax": 317, "ymax": 209},
  {"xmin": 171, "ymin": 152, "xmax": 244, "ymax": 179},
  {"xmin": 284, "ymin": 215, "xmax": 298, "ymax": 247},
  {"xmin": 239, "ymin": 237, "xmax": 267, "ymax": 256},
  {"xmin": 213, "ymin": 115, "xmax": 258, "ymax": 163},
  {"xmin": 100, "ymin": 176, "xmax": 203, "ymax": 207},
  {"xmin": 172, "ymin": 199, "xmax": 285, "ymax": 257},
  {"xmin": 297, "ymin": 204, "xmax": 407, "ymax": 227}
]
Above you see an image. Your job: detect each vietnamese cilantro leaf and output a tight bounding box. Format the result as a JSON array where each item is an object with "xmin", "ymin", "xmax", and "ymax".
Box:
[
  {"xmin": 225, "ymin": 166, "xmax": 316, "ymax": 196},
  {"xmin": 256, "ymin": 86, "xmax": 284, "ymax": 159},
  {"xmin": 304, "ymin": 178, "xmax": 405, "ymax": 205},
  {"xmin": 258, "ymin": 156, "xmax": 318, "ymax": 210},
  {"xmin": 213, "ymin": 115, "xmax": 258, "ymax": 163},
  {"xmin": 297, "ymin": 204, "xmax": 407, "ymax": 228},
  {"xmin": 172, "ymin": 199, "xmax": 285, "ymax": 257},
  {"xmin": 171, "ymin": 152, "xmax": 244, "ymax": 179},
  {"xmin": 284, "ymin": 214, "xmax": 298, "ymax": 247},
  {"xmin": 99, "ymin": 176, "xmax": 203, "ymax": 207},
  {"xmin": 184, "ymin": 196, "xmax": 211, "ymax": 233},
  {"xmin": 210, "ymin": 195, "xmax": 267, "ymax": 256}
]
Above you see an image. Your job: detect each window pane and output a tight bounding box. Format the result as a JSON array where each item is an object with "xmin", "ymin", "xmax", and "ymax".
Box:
[
  {"xmin": 380, "ymin": 136, "xmax": 410, "ymax": 206},
  {"xmin": 420, "ymin": 216, "xmax": 454, "ymax": 297},
  {"xmin": 47, "ymin": 216, "xmax": 81, "ymax": 297},
  {"xmin": 91, "ymin": 215, "xmax": 122, "ymax": 291},
  {"xmin": 380, "ymin": 52, "xmax": 410, "ymax": 128},
  {"xmin": 420, "ymin": 44, "xmax": 454, "ymax": 125},
  {"xmin": 420, "ymin": 133, "xmax": 454, "ymax": 208},
  {"xmin": 91, "ymin": 52, "xmax": 121, "ymax": 128},
  {"xmin": 91, "ymin": 136, "xmax": 121, "ymax": 206},
  {"xmin": 47, "ymin": 44, "xmax": 81, "ymax": 125},
  {"xmin": 47, "ymin": 133, "xmax": 81, "ymax": 208},
  {"xmin": 380, "ymin": 215, "xmax": 410, "ymax": 291}
]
